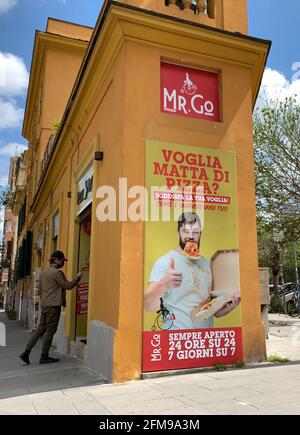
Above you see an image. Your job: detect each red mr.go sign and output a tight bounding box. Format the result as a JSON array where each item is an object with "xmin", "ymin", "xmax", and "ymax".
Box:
[{"xmin": 160, "ymin": 62, "xmax": 220, "ymax": 122}]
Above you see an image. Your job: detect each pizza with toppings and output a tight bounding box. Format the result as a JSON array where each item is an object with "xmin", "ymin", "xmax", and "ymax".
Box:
[
  {"xmin": 191, "ymin": 295, "xmax": 231, "ymax": 322},
  {"xmin": 199, "ymin": 299, "xmax": 215, "ymax": 311},
  {"xmin": 183, "ymin": 241, "xmax": 200, "ymax": 259}
]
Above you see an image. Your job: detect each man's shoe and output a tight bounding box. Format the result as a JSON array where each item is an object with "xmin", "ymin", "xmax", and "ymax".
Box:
[
  {"xmin": 19, "ymin": 350, "xmax": 30, "ymax": 365},
  {"xmin": 39, "ymin": 355, "xmax": 60, "ymax": 364}
]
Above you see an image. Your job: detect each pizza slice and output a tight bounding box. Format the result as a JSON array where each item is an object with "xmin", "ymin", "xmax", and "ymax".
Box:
[{"xmin": 183, "ymin": 241, "xmax": 200, "ymax": 258}]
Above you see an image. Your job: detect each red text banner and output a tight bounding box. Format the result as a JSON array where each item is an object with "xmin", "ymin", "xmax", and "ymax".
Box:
[
  {"xmin": 143, "ymin": 328, "xmax": 243, "ymax": 372},
  {"xmin": 77, "ymin": 283, "xmax": 89, "ymax": 315}
]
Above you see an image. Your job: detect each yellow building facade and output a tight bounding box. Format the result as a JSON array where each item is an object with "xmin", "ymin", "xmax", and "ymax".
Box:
[{"xmin": 20, "ymin": 0, "xmax": 270, "ymax": 382}]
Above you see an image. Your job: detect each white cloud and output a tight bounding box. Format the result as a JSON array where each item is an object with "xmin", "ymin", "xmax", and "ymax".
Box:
[
  {"xmin": 0, "ymin": 52, "xmax": 27, "ymax": 131},
  {"xmin": 0, "ymin": 142, "xmax": 27, "ymax": 156},
  {"xmin": 0, "ymin": 98, "xmax": 24, "ymax": 129},
  {"xmin": 256, "ymin": 67, "xmax": 300, "ymax": 110},
  {"xmin": 0, "ymin": 52, "xmax": 29, "ymax": 97},
  {"xmin": 0, "ymin": 0, "xmax": 17, "ymax": 14}
]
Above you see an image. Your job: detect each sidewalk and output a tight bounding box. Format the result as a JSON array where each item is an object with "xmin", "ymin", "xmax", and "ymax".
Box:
[
  {"xmin": 266, "ymin": 313, "xmax": 300, "ymax": 361},
  {"xmin": 0, "ymin": 311, "xmax": 105, "ymax": 400},
  {"xmin": 1, "ymin": 311, "xmax": 300, "ymax": 415}
]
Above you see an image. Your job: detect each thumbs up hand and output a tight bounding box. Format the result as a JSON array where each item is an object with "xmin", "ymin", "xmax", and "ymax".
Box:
[{"xmin": 159, "ymin": 257, "xmax": 183, "ymax": 291}]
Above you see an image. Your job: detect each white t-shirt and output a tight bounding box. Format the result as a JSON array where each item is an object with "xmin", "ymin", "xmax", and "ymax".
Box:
[{"xmin": 149, "ymin": 249, "xmax": 213, "ymax": 330}]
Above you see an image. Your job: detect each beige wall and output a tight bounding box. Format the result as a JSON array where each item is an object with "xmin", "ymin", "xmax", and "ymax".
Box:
[
  {"xmin": 46, "ymin": 18, "xmax": 93, "ymax": 41},
  {"xmin": 42, "ymin": 49, "xmax": 85, "ymax": 130}
]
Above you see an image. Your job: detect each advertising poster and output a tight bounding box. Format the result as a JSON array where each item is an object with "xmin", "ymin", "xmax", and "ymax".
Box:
[
  {"xmin": 143, "ymin": 139, "xmax": 242, "ymax": 372},
  {"xmin": 76, "ymin": 266, "xmax": 89, "ymax": 316}
]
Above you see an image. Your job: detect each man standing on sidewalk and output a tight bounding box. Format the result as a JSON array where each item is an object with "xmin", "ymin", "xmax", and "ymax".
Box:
[{"xmin": 19, "ymin": 251, "xmax": 83, "ymax": 365}]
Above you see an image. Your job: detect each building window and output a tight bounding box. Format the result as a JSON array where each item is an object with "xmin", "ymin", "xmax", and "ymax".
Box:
[
  {"xmin": 18, "ymin": 196, "xmax": 27, "ymax": 236},
  {"xmin": 25, "ymin": 231, "xmax": 33, "ymax": 276},
  {"xmin": 52, "ymin": 212, "xmax": 59, "ymax": 251},
  {"xmin": 7, "ymin": 240, "xmax": 13, "ymax": 257},
  {"xmin": 5, "ymin": 220, "xmax": 12, "ymax": 232}
]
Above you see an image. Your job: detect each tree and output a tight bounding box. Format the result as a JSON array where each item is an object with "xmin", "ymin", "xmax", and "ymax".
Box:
[
  {"xmin": 254, "ymin": 97, "xmax": 300, "ymax": 292},
  {"xmin": 0, "ymin": 187, "xmax": 14, "ymax": 210},
  {"xmin": 257, "ymin": 219, "xmax": 282, "ymax": 294},
  {"xmin": 254, "ymin": 97, "xmax": 300, "ymax": 242}
]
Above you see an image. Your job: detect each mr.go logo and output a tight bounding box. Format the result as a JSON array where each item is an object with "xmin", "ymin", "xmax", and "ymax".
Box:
[
  {"xmin": 181, "ymin": 73, "xmax": 197, "ymax": 96},
  {"xmin": 161, "ymin": 63, "xmax": 218, "ymax": 120}
]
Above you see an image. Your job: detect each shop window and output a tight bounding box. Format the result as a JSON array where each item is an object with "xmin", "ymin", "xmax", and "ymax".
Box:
[
  {"xmin": 25, "ymin": 231, "xmax": 33, "ymax": 276},
  {"xmin": 52, "ymin": 212, "xmax": 59, "ymax": 251},
  {"xmin": 36, "ymin": 230, "xmax": 43, "ymax": 267},
  {"xmin": 18, "ymin": 196, "xmax": 27, "ymax": 236},
  {"xmin": 42, "ymin": 219, "xmax": 49, "ymax": 264},
  {"xmin": 7, "ymin": 240, "xmax": 13, "ymax": 257},
  {"xmin": 17, "ymin": 239, "xmax": 27, "ymax": 280},
  {"xmin": 5, "ymin": 220, "xmax": 12, "ymax": 232}
]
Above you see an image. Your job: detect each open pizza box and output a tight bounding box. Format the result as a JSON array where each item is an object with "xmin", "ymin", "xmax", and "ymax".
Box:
[{"xmin": 191, "ymin": 249, "xmax": 240, "ymax": 322}]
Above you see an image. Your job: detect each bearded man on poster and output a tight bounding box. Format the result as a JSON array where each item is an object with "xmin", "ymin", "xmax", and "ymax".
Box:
[{"xmin": 144, "ymin": 212, "xmax": 240, "ymax": 330}]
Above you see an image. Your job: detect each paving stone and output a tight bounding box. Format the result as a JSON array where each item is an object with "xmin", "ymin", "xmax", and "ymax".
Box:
[{"xmin": 72, "ymin": 400, "xmax": 112, "ymax": 415}]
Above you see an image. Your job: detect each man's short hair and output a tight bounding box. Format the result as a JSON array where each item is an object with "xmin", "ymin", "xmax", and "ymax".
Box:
[{"xmin": 177, "ymin": 212, "xmax": 201, "ymax": 232}]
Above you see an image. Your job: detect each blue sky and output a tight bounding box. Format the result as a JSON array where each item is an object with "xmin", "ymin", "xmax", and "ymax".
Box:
[
  {"xmin": 249, "ymin": 0, "xmax": 299, "ymax": 80},
  {"xmin": 0, "ymin": 0, "xmax": 299, "ymax": 197}
]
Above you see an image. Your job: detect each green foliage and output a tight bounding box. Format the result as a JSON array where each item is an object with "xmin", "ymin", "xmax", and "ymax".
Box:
[
  {"xmin": 254, "ymin": 97, "xmax": 300, "ymax": 242},
  {"xmin": 1, "ymin": 257, "xmax": 10, "ymax": 268},
  {"xmin": 52, "ymin": 118, "xmax": 62, "ymax": 131},
  {"xmin": 254, "ymin": 96, "xmax": 300, "ymax": 289},
  {"xmin": 280, "ymin": 240, "xmax": 300, "ymax": 283},
  {"xmin": 214, "ymin": 363, "xmax": 227, "ymax": 372},
  {"xmin": 267, "ymin": 354, "xmax": 289, "ymax": 363},
  {"xmin": 5, "ymin": 306, "xmax": 16, "ymax": 320},
  {"xmin": 234, "ymin": 361, "xmax": 245, "ymax": 368},
  {"xmin": 0, "ymin": 188, "xmax": 14, "ymax": 210},
  {"xmin": 257, "ymin": 220, "xmax": 300, "ymax": 287},
  {"xmin": 268, "ymin": 294, "xmax": 284, "ymax": 314}
]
